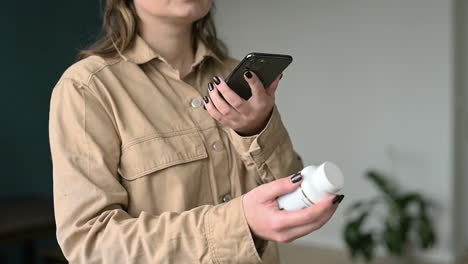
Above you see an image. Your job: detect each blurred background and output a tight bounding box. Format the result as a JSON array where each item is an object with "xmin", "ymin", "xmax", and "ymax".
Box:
[{"xmin": 0, "ymin": 0, "xmax": 466, "ymax": 263}]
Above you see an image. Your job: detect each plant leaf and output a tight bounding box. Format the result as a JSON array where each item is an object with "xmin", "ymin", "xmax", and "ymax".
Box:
[
  {"xmin": 343, "ymin": 212, "xmax": 376, "ymax": 261},
  {"xmin": 345, "ymin": 197, "xmax": 381, "ymax": 216},
  {"xmin": 396, "ymin": 193, "xmax": 422, "ymax": 210},
  {"xmin": 417, "ymin": 213, "xmax": 437, "ymax": 249},
  {"xmin": 382, "ymin": 220, "xmax": 403, "ymax": 255},
  {"xmin": 366, "ymin": 170, "xmax": 399, "ymax": 200}
]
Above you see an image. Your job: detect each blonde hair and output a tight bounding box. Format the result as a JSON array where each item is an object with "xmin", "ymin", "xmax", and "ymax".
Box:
[{"xmin": 78, "ymin": 0, "xmax": 227, "ymax": 61}]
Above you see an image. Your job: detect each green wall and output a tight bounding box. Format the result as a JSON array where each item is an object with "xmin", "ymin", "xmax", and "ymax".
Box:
[
  {"xmin": 1, "ymin": 1, "xmax": 101, "ymax": 263},
  {"xmin": 0, "ymin": 1, "xmax": 101, "ymax": 198}
]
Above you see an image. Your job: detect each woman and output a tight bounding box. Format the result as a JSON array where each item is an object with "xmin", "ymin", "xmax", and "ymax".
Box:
[{"xmin": 49, "ymin": 0, "xmax": 344, "ymax": 263}]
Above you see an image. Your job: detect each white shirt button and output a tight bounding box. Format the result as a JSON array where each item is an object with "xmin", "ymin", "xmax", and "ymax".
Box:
[
  {"xmin": 190, "ymin": 98, "xmax": 203, "ymax": 108},
  {"xmin": 222, "ymin": 194, "xmax": 232, "ymax": 203},
  {"xmin": 211, "ymin": 141, "xmax": 224, "ymax": 152}
]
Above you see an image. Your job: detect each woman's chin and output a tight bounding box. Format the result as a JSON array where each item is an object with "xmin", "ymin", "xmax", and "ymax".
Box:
[
  {"xmin": 175, "ymin": 11, "xmax": 208, "ymax": 23},
  {"xmin": 171, "ymin": 2, "xmax": 210, "ymax": 21}
]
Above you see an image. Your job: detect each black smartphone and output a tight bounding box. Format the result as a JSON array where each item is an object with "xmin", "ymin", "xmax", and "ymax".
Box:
[{"xmin": 225, "ymin": 52, "xmax": 293, "ymax": 100}]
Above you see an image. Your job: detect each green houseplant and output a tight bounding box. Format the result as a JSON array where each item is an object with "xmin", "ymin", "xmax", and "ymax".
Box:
[{"xmin": 343, "ymin": 170, "xmax": 437, "ymax": 263}]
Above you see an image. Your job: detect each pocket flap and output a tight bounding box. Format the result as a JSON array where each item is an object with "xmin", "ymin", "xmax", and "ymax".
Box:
[{"xmin": 119, "ymin": 131, "xmax": 208, "ymax": 180}]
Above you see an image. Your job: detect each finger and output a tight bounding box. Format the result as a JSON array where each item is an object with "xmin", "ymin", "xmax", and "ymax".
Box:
[
  {"xmin": 275, "ymin": 195, "xmax": 341, "ymax": 228},
  {"xmin": 265, "ymin": 73, "xmax": 282, "ymax": 97},
  {"xmin": 204, "ymin": 96, "xmax": 230, "ymax": 125},
  {"xmin": 277, "ymin": 204, "xmax": 338, "ymax": 243},
  {"xmin": 244, "ymin": 70, "xmax": 266, "ymax": 97},
  {"xmin": 208, "ymin": 82, "xmax": 239, "ymax": 117},
  {"xmin": 212, "ymin": 76, "xmax": 249, "ymax": 113},
  {"xmin": 256, "ymin": 172, "xmax": 303, "ymax": 201}
]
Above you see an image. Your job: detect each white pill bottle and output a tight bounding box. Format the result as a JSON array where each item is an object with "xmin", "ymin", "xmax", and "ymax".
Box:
[{"xmin": 277, "ymin": 162, "xmax": 344, "ymax": 211}]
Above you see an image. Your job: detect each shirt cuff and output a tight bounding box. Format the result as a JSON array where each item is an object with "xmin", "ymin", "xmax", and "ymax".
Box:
[
  {"xmin": 225, "ymin": 105, "xmax": 289, "ymax": 164},
  {"xmin": 204, "ymin": 196, "xmax": 262, "ymax": 263}
]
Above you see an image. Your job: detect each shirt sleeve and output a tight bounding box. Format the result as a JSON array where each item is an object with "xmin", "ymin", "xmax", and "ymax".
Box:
[
  {"xmin": 224, "ymin": 105, "xmax": 304, "ymax": 184},
  {"xmin": 49, "ymin": 78, "xmax": 262, "ymax": 264}
]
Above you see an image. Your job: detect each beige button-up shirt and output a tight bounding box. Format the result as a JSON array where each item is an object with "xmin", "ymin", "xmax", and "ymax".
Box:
[{"xmin": 49, "ymin": 35, "xmax": 303, "ymax": 264}]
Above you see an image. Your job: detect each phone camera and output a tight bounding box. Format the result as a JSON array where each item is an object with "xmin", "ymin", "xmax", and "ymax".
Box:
[{"xmin": 250, "ymin": 59, "xmax": 264, "ymax": 70}]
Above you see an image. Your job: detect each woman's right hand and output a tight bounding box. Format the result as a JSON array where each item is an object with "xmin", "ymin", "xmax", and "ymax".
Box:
[{"xmin": 242, "ymin": 174, "xmax": 344, "ymax": 243}]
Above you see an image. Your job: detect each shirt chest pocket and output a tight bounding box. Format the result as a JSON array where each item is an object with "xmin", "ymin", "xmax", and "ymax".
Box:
[{"xmin": 119, "ymin": 131, "xmax": 208, "ymax": 181}]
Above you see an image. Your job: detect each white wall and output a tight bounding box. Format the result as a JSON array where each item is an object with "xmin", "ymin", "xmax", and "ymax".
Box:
[{"xmin": 215, "ymin": 0, "xmax": 455, "ymax": 262}]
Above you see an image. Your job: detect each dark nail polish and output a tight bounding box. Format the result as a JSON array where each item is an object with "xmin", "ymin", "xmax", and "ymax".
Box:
[
  {"xmin": 212, "ymin": 76, "xmax": 221, "ymax": 85},
  {"xmin": 208, "ymin": 82, "xmax": 215, "ymax": 92},
  {"xmin": 338, "ymin": 195, "xmax": 345, "ymax": 204},
  {"xmin": 203, "ymin": 105, "xmax": 206, "ymax": 110},
  {"xmin": 245, "ymin": 71, "xmax": 252, "ymax": 79},
  {"xmin": 279, "ymin": 73, "xmax": 283, "ymax": 80},
  {"xmin": 291, "ymin": 173, "xmax": 303, "ymax": 184},
  {"xmin": 203, "ymin": 96, "xmax": 210, "ymax": 103},
  {"xmin": 332, "ymin": 195, "xmax": 341, "ymax": 204}
]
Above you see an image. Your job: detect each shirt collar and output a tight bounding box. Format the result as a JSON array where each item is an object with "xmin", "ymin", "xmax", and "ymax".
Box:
[{"xmin": 122, "ymin": 34, "xmax": 222, "ymax": 66}]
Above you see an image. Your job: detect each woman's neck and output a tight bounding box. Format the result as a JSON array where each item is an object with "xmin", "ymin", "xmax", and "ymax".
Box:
[{"xmin": 138, "ymin": 16, "xmax": 194, "ymax": 77}]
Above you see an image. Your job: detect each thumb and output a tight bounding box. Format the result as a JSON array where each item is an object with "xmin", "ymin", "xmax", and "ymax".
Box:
[{"xmin": 257, "ymin": 172, "xmax": 303, "ymax": 201}]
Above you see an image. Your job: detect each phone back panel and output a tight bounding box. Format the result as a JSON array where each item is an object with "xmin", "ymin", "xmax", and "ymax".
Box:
[{"xmin": 225, "ymin": 53, "xmax": 292, "ymax": 100}]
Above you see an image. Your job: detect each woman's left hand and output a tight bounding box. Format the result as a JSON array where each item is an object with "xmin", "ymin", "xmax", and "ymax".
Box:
[{"xmin": 204, "ymin": 70, "xmax": 282, "ymax": 136}]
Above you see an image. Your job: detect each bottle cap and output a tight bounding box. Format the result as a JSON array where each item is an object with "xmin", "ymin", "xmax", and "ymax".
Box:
[
  {"xmin": 301, "ymin": 162, "xmax": 344, "ymax": 198},
  {"xmin": 318, "ymin": 161, "xmax": 344, "ymax": 193}
]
